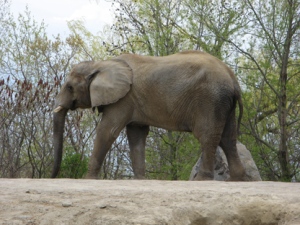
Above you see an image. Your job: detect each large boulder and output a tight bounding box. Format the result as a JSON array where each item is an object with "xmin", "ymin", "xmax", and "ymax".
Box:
[{"xmin": 189, "ymin": 142, "xmax": 262, "ymax": 181}]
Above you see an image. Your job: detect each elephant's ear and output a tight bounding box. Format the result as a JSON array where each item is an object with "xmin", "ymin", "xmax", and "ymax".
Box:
[{"xmin": 89, "ymin": 59, "xmax": 133, "ymax": 107}]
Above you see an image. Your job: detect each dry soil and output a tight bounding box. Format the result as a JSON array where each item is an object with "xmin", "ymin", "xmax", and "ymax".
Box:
[{"xmin": 0, "ymin": 179, "xmax": 299, "ymax": 225}]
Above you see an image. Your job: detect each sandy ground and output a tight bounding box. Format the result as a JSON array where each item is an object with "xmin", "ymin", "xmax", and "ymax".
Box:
[{"xmin": 0, "ymin": 179, "xmax": 299, "ymax": 225}]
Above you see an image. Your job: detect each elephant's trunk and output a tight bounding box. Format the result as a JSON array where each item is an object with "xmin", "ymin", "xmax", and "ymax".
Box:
[{"xmin": 51, "ymin": 107, "xmax": 68, "ymax": 178}]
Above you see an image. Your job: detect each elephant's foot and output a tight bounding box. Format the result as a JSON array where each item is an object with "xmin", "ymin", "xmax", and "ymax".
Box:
[
  {"xmin": 226, "ymin": 177, "xmax": 251, "ymax": 181},
  {"xmin": 192, "ymin": 171, "xmax": 214, "ymax": 181},
  {"xmin": 226, "ymin": 170, "xmax": 253, "ymax": 181},
  {"xmin": 134, "ymin": 174, "xmax": 146, "ymax": 179},
  {"xmin": 85, "ymin": 174, "xmax": 98, "ymax": 179},
  {"xmin": 85, "ymin": 168, "xmax": 100, "ymax": 179},
  {"xmin": 86, "ymin": 159, "xmax": 102, "ymax": 179}
]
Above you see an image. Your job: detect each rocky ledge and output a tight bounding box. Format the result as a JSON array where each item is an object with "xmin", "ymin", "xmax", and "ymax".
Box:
[{"xmin": 0, "ymin": 179, "xmax": 299, "ymax": 225}]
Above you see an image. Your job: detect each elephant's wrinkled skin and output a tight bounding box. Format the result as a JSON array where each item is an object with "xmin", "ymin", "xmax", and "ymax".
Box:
[{"xmin": 52, "ymin": 50, "xmax": 247, "ymax": 180}]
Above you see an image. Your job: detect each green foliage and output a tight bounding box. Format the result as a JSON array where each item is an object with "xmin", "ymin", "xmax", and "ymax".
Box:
[
  {"xmin": 58, "ymin": 147, "xmax": 88, "ymax": 179},
  {"xmin": 111, "ymin": 0, "xmax": 187, "ymax": 56},
  {"xmin": 238, "ymin": 53, "xmax": 300, "ymax": 181},
  {"xmin": 146, "ymin": 130, "xmax": 200, "ymax": 180},
  {"xmin": 183, "ymin": 0, "xmax": 248, "ymax": 59}
]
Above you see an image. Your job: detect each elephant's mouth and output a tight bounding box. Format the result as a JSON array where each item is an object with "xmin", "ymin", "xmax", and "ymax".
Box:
[
  {"xmin": 53, "ymin": 100, "xmax": 77, "ymax": 113},
  {"xmin": 70, "ymin": 100, "xmax": 77, "ymax": 110}
]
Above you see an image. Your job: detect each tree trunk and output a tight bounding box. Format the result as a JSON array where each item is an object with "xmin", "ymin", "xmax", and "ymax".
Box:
[
  {"xmin": 168, "ymin": 131, "xmax": 178, "ymax": 180},
  {"xmin": 277, "ymin": 4, "xmax": 295, "ymax": 181},
  {"xmin": 278, "ymin": 69, "xmax": 290, "ymax": 181}
]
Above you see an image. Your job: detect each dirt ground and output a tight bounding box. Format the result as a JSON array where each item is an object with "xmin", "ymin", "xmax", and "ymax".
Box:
[{"xmin": 0, "ymin": 179, "xmax": 299, "ymax": 225}]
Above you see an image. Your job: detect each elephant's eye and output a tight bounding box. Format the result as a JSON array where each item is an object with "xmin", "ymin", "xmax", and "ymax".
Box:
[{"xmin": 67, "ymin": 84, "xmax": 73, "ymax": 92}]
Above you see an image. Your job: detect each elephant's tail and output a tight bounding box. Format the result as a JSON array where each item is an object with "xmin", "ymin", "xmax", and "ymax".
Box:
[{"xmin": 236, "ymin": 91, "xmax": 243, "ymax": 136}]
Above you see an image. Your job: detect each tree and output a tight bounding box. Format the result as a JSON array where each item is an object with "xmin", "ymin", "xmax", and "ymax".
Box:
[
  {"xmin": 110, "ymin": 0, "xmax": 187, "ymax": 55},
  {"xmin": 234, "ymin": 0, "xmax": 300, "ymax": 181},
  {"xmin": 0, "ymin": 7, "xmax": 94, "ymax": 178},
  {"xmin": 180, "ymin": 0, "xmax": 249, "ymax": 59}
]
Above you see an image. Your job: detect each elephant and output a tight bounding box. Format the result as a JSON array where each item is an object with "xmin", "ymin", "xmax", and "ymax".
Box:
[{"xmin": 52, "ymin": 50, "xmax": 248, "ymax": 181}]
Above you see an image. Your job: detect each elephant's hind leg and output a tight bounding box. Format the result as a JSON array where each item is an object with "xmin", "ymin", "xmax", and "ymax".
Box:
[
  {"xmin": 220, "ymin": 112, "xmax": 247, "ymax": 181},
  {"xmin": 126, "ymin": 125, "xmax": 149, "ymax": 179},
  {"xmin": 193, "ymin": 125, "xmax": 224, "ymax": 180}
]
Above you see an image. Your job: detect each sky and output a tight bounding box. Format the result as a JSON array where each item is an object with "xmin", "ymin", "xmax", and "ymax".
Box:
[{"xmin": 10, "ymin": 0, "xmax": 114, "ymax": 37}]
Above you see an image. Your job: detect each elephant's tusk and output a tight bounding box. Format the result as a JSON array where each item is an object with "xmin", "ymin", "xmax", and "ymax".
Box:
[{"xmin": 53, "ymin": 106, "xmax": 64, "ymax": 113}]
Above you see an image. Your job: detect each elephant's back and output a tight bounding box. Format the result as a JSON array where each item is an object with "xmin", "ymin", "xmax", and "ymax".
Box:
[{"xmin": 118, "ymin": 51, "xmax": 234, "ymax": 81}]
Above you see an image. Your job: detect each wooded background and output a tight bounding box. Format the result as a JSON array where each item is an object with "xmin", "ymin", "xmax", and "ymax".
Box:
[{"xmin": 0, "ymin": 0, "xmax": 299, "ymax": 181}]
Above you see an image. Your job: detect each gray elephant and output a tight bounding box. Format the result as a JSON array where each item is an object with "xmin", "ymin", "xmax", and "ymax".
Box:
[{"xmin": 52, "ymin": 50, "xmax": 247, "ymax": 180}]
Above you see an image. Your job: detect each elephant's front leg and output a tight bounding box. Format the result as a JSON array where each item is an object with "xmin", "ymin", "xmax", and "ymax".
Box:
[
  {"xmin": 126, "ymin": 125, "xmax": 149, "ymax": 179},
  {"xmin": 86, "ymin": 119, "xmax": 125, "ymax": 179}
]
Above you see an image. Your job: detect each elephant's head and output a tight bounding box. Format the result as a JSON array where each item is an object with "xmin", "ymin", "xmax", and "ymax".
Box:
[{"xmin": 51, "ymin": 59, "xmax": 132, "ymax": 178}]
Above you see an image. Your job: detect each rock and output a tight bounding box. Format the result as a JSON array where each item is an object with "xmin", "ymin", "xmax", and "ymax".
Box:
[
  {"xmin": 236, "ymin": 142, "xmax": 262, "ymax": 181},
  {"xmin": 189, "ymin": 142, "xmax": 262, "ymax": 181},
  {"xmin": 97, "ymin": 203, "xmax": 107, "ymax": 209},
  {"xmin": 16, "ymin": 215, "xmax": 32, "ymax": 220},
  {"xmin": 25, "ymin": 189, "xmax": 41, "ymax": 194},
  {"xmin": 62, "ymin": 202, "xmax": 72, "ymax": 207}
]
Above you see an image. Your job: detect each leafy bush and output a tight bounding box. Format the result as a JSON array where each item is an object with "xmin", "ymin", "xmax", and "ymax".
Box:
[{"xmin": 59, "ymin": 148, "xmax": 88, "ymax": 178}]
